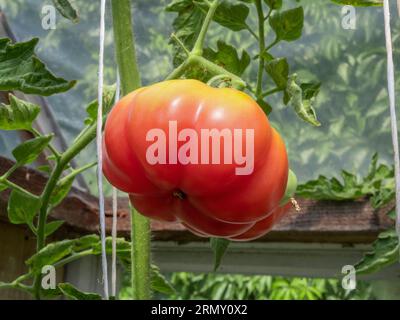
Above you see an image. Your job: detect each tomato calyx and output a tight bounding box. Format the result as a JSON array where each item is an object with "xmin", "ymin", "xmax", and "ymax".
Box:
[{"xmin": 173, "ymin": 189, "xmax": 187, "ymax": 200}]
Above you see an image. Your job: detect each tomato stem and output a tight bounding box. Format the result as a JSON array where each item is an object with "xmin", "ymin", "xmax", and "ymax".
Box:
[
  {"xmin": 255, "ymin": 0, "xmax": 266, "ymax": 97},
  {"xmin": 166, "ymin": 55, "xmax": 246, "ymax": 90},
  {"xmin": 191, "ymin": 0, "xmax": 220, "ymax": 56},
  {"xmin": 165, "ymin": 58, "xmax": 192, "ymax": 81},
  {"xmin": 130, "ymin": 206, "xmax": 151, "ymax": 299},
  {"xmin": 111, "ymin": 0, "xmax": 152, "ymax": 300},
  {"xmin": 171, "ymin": 33, "xmax": 190, "ymax": 56},
  {"xmin": 33, "ymin": 120, "xmax": 101, "ymax": 299},
  {"xmin": 111, "ymin": 0, "xmax": 141, "ymax": 94}
]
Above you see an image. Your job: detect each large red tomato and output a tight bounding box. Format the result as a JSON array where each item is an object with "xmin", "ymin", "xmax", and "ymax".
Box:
[{"xmin": 103, "ymin": 79, "xmax": 293, "ymax": 240}]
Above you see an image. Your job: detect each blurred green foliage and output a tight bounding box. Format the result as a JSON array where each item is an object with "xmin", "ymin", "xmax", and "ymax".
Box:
[{"xmin": 119, "ymin": 272, "xmax": 375, "ymax": 300}]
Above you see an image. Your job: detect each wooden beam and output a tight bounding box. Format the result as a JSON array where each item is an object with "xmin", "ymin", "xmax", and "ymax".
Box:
[{"xmin": 0, "ymin": 156, "xmax": 394, "ymax": 244}]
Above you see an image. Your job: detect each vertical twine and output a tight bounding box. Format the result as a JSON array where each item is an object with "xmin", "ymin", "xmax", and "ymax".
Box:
[
  {"xmin": 383, "ymin": 0, "xmax": 400, "ymax": 247},
  {"xmin": 397, "ymin": 0, "xmax": 400, "ymax": 17},
  {"xmin": 111, "ymin": 74, "xmax": 120, "ymax": 298},
  {"xmin": 97, "ymin": 0, "xmax": 109, "ymax": 300}
]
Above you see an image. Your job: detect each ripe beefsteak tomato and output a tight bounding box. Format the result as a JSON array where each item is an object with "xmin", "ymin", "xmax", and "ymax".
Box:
[{"xmin": 103, "ymin": 79, "xmax": 295, "ymax": 240}]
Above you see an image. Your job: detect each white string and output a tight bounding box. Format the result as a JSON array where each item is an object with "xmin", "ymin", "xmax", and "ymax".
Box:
[
  {"xmin": 97, "ymin": 0, "xmax": 109, "ymax": 300},
  {"xmin": 111, "ymin": 74, "xmax": 120, "ymax": 297},
  {"xmin": 383, "ymin": 0, "xmax": 400, "ymax": 247},
  {"xmin": 397, "ymin": 0, "xmax": 400, "ymax": 17}
]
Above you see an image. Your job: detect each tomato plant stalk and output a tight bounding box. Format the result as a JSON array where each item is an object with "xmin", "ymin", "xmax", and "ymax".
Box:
[
  {"xmin": 33, "ymin": 121, "xmax": 99, "ymax": 299},
  {"xmin": 111, "ymin": 0, "xmax": 151, "ymax": 300},
  {"xmin": 255, "ymin": 0, "xmax": 266, "ymax": 97}
]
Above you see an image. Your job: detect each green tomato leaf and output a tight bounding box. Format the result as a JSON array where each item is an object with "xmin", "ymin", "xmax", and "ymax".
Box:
[
  {"xmin": 370, "ymin": 184, "xmax": 394, "ymax": 209},
  {"xmin": 256, "ymin": 98, "xmax": 273, "ymax": 115},
  {"xmin": 0, "ymin": 38, "xmax": 76, "ymax": 95},
  {"xmin": 52, "ymin": 0, "xmax": 79, "ymax": 23},
  {"xmin": 49, "ymin": 177, "xmax": 74, "ymax": 208},
  {"xmin": 40, "ymin": 286, "xmax": 63, "ymax": 299},
  {"xmin": 26, "ymin": 239, "xmax": 75, "ymax": 274},
  {"xmin": 212, "ymin": 1, "xmax": 250, "ymax": 31},
  {"xmin": 90, "ymin": 236, "xmax": 131, "ymax": 268},
  {"xmin": 0, "ymin": 95, "xmax": 40, "ymax": 131},
  {"xmin": 36, "ymin": 165, "xmax": 51, "ymax": 174},
  {"xmin": 55, "ymin": 236, "xmax": 173, "ymax": 297},
  {"xmin": 355, "ymin": 228, "xmax": 399, "ymax": 275},
  {"xmin": 72, "ymin": 235, "xmax": 101, "ymax": 252},
  {"xmin": 301, "ymin": 82, "xmax": 322, "ymax": 100},
  {"xmin": 297, "ymin": 153, "xmax": 394, "ymax": 207},
  {"xmin": 265, "ymin": 57, "xmax": 289, "ymax": 89},
  {"xmin": 210, "ymin": 238, "xmax": 230, "ymax": 272},
  {"xmin": 12, "ymin": 135, "xmax": 53, "ymax": 166},
  {"xmin": 331, "ymin": 0, "xmax": 382, "ymax": 6},
  {"xmin": 58, "ymin": 283, "xmax": 102, "ymax": 300},
  {"xmin": 151, "ymin": 264, "xmax": 176, "ymax": 296},
  {"xmin": 92, "ymin": 237, "xmax": 130, "ymax": 255},
  {"xmin": 44, "ymin": 220, "xmax": 65, "ymax": 237},
  {"xmin": 26, "ymin": 235, "xmax": 99, "ymax": 275},
  {"xmin": 269, "ymin": 7, "xmax": 304, "ymax": 42},
  {"xmin": 85, "ymin": 84, "xmax": 116, "ymax": 125},
  {"xmin": 297, "ymin": 172, "xmax": 363, "ymax": 200},
  {"xmin": 361, "ymin": 153, "xmax": 395, "ymax": 208},
  {"xmin": 204, "ymin": 41, "xmax": 250, "ymax": 76},
  {"xmin": 195, "ymin": 1, "xmax": 249, "ymax": 32},
  {"xmin": 264, "ymin": 0, "xmax": 282, "ymax": 10},
  {"xmin": 7, "ymin": 189, "xmax": 40, "ymax": 225},
  {"xmin": 285, "ymin": 74, "xmax": 321, "ymax": 126},
  {"xmin": 166, "ymin": 0, "xmax": 204, "ymax": 66},
  {"xmin": 49, "ymin": 164, "xmax": 93, "ymax": 208}
]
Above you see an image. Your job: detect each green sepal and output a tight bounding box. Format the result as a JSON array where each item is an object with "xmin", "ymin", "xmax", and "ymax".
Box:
[{"xmin": 279, "ymin": 169, "xmax": 298, "ymax": 205}]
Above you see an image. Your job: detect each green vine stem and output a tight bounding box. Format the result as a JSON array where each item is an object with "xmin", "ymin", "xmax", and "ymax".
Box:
[
  {"xmin": 255, "ymin": 0, "xmax": 266, "ymax": 97},
  {"xmin": 206, "ymin": 74, "xmax": 232, "ymax": 87},
  {"xmin": 165, "ymin": 55, "xmax": 246, "ymax": 89},
  {"xmin": 131, "ymin": 206, "xmax": 151, "ymax": 299},
  {"xmin": 0, "ymin": 163, "xmax": 20, "ymax": 180},
  {"xmin": 111, "ymin": 0, "xmax": 151, "ymax": 300},
  {"xmin": 261, "ymin": 87, "xmax": 280, "ymax": 98},
  {"xmin": 111, "ymin": 0, "xmax": 141, "ymax": 95},
  {"xmin": 0, "ymin": 178, "xmax": 39, "ymax": 199},
  {"xmin": 191, "ymin": 0, "xmax": 220, "ymax": 56},
  {"xmin": 0, "ymin": 273, "xmax": 33, "ymax": 295},
  {"xmin": 33, "ymin": 121, "xmax": 99, "ymax": 299}
]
